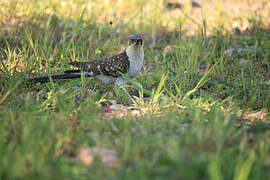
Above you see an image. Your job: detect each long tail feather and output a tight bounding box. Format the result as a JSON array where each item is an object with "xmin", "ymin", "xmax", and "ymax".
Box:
[
  {"xmin": 64, "ymin": 69, "xmax": 81, "ymax": 74},
  {"xmin": 28, "ymin": 73, "xmax": 84, "ymax": 83},
  {"xmin": 28, "ymin": 58, "xmax": 90, "ymax": 83}
]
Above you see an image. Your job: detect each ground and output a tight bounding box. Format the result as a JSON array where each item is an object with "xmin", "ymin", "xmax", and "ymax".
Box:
[{"xmin": 0, "ymin": 0, "xmax": 269, "ymax": 179}]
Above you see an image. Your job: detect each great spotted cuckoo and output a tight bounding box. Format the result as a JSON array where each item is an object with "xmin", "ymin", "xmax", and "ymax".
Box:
[{"xmin": 28, "ymin": 34, "xmax": 144, "ymax": 86}]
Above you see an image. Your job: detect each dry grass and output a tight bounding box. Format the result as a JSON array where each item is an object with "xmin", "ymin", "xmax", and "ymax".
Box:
[{"xmin": 1, "ymin": 0, "xmax": 270, "ymax": 37}]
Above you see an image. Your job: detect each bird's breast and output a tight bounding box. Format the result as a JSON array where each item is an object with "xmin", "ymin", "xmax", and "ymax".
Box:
[{"xmin": 128, "ymin": 53, "xmax": 144, "ymax": 77}]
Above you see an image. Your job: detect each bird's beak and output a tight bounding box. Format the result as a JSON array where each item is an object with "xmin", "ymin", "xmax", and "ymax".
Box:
[
  {"xmin": 130, "ymin": 39, "xmax": 143, "ymax": 46},
  {"xmin": 136, "ymin": 39, "xmax": 143, "ymax": 45}
]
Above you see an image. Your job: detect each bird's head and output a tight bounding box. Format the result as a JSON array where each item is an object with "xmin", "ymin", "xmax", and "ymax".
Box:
[
  {"xmin": 126, "ymin": 33, "xmax": 144, "ymax": 59},
  {"xmin": 126, "ymin": 34, "xmax": 143, "ymax": 55},
  {"xmin": 129, "ymin": 33, "xmax": 143, "ymax": 46}
]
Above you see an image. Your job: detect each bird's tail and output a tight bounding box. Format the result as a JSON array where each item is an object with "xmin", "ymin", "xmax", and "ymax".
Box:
[{"xmin": 28, "ymin": 70, "xmax": 88, "ymax": 83}]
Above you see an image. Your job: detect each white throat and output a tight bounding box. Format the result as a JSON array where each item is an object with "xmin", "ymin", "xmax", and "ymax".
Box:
[{"xmin": 126, "ymin": 44, "xmax": 144, "ymax": 77}]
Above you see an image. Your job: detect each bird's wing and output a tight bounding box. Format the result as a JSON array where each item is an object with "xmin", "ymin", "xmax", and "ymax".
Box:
[{"xmin": 69, "ymin": 51, "xmax": 129, "ymax": 77}]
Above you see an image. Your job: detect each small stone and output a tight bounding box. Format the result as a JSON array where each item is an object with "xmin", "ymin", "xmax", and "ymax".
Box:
[
  {"xmin": 76, "ymin": 147, "xmax": 118, "ymax": 168},
  {"xmin": 110, "ymin": 104, "xmax": 126, "ymax": 111},
  {"xmin": 181, "ymin": 123, "xmax": 190, "ymax": 129},
  {"xmin": 164, "ymin": 45, "xmax": 173, "ymax": 54}
]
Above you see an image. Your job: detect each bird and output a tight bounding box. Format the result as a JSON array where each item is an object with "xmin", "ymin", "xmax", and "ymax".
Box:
[{"xmin": 28, "ymin": 33, "xmax": 144, "ymax": 86}]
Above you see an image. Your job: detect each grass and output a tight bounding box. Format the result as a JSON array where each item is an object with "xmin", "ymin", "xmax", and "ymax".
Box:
[{"xmin": 0, "ymin": 0, "xmax": 270, "ymax": 179}]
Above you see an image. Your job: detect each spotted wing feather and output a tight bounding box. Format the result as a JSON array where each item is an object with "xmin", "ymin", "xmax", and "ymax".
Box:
[{"xmin": 69, "ymin": 51, "xmax": 129, "ymax": 77}]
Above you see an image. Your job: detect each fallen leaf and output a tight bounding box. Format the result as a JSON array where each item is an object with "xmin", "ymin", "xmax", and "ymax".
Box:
[
  {"xmin": 242, "ymin": 109, "xmax": 269, "ymax": 122},
  {"xmin": 130, "ymin": 110, "xmax": 140, "ymax": 119},
  {"xmin": 76, "ymin": 148, "xmax": 94, "ymax": 166}
]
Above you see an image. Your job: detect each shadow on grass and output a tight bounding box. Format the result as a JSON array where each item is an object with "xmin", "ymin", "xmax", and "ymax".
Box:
[{"xmin": 0, "ymin": 12, "xmax": 269, "ymax": 111}]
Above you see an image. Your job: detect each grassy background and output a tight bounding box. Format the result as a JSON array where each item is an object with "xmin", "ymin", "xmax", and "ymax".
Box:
[{"xmin": 0, "ymin": 0, "xmax": 270, "ymax": 179}]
